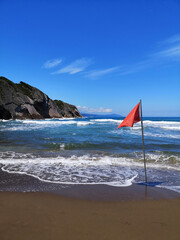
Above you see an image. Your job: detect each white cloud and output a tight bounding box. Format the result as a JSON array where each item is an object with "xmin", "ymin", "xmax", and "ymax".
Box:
[
  {"xmin": 52, "ymin": 58, "xmax": 92, "ymax": 75},
  {"xmin": 154, "ymin": 45, "xmax": 180, "ymax": 58},
  {"xmin": 78, "ymin": 106, "xmax": 112, "ymax": 113},
  {"xmin": 85, "ymin": 34, "xmax": 180, "ymax": 78},
  {"xmin": 117, "ymin": 60, "xmax": 151, "ymax": 75},
  {"xmin": 119, "ymin": 34, "xmax": 180, "ymax": 75},
  {"xmin": 86, "ymin": 66, "xmax": 120, "ymax": 79},
  {"xmin": 163, "ymin": 34, "xmax": 180, "ymax": 44},
  {"xmin": 42, "ymin": 59, "xmax": 62, "ymax": 68},
  {"xmin": 152, "ymin": 34, "xmax": 180, "ymax": 59},
  {"xmin": 47, "ymin": 34, "xmax": 180, "ymax": 78}
]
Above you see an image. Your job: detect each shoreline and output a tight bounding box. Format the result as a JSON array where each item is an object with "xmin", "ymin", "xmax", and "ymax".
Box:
[
  {"xmin": 0, "ymin": 168, "xmax": 180, "ymax": 239},
  {"xmin": 0, "ymin": 167, "xmax": 179, "ymax": 201}
]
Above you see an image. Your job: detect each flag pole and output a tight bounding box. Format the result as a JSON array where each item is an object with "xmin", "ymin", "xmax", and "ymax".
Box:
[{"xmin": 140, "ymin": 99, "xmax": 147, "ymax": 183}]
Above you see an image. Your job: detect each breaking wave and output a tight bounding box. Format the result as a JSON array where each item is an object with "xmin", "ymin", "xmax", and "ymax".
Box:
[
  {"xmin": 0, "ymin": 151, "xmax": 179, "ymax": 189},
  {"xmin": 0, "ymin": 117, "xmax": 179, "ymax": 193}
]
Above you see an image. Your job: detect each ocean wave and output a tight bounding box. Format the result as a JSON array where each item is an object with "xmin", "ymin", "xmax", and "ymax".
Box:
[
  {"xmin": 77, "ymin": 122, "xmax": 94, "ymax": 126},
  {"xmin": 22, "ymin": 120, "xmax": 77, "ymax": 124},
  {"xmin": 0, "ymin": 120, "xmax": 94, "ymax": 131},
  {"xmin": 0, "ymin": 119, "xmax": 12, "ymax": 122},
  {"xmin": 91, "ymin": 119, "xmax": 180, "ymax": 131},
  {"xmin": 144, "ymin": 120, "xmax": 180, "ymax": 125},
  {"xmin": 128, "ymin": 131, "xmax": 180, "ymax": 139},
  {"xmin": 144, "ymin": 132, "xmax": 180, "ymax": 139},
  {"xmin": 0, "ymin": 125, "xmax": 43, "ymax": 131},
  {"xmin": 22, "ymin": 120, "xmax": 94, "ymax": 126},
  {"xmin": 0, "ymin": 151, "xmax": 179, "ymax": 190},
  {"xmin": 91, "ymin": 119, "xmax": 122, "ymax": 123},
  {"xmin": 1, "ymin": 119, "xmax": 180, "ymax": 131},
  {"xmin": 0, "ymin": 117, "xmax": 179, "ymax": 192},
  {"xmin": 0, "ymin": 152, "xmax": 138, "ymax": 186},
  {"xmin": 157, "ymin": 185, "xmax": 180, "ymax": 194},
  {"xmin": 117, "ymin": 121, "xmax": 180, "ymax": 131},
  {"xmin": 44, "ymin": 117, "xmax": 76, "ymax": 120},
  {"xmin": 143, "ymin": 120, "xmax": 180, "ymax": 131},
  {"xmin": 161, "ymin": 126, "xmax": 180, "ymax": 130},
  {"xmin": 110, "ymin": 129, "xmax": 180, "ymax": 139},
  {"xmin": 0, "ymin": 151, "xmax": 179, "ymax": 170}
]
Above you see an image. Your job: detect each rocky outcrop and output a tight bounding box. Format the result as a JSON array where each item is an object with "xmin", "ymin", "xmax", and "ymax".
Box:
[
  {"xmin": 54, "ymin": 100, "xmax": 82, "ymax": 118},
  {"xmin": 0, "ymin": 77, "xmax": 82, "ymax": 119}
]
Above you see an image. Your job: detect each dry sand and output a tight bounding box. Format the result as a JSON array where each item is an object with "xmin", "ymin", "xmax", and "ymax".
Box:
[{"xmin": 0, "ymin": 192, "xmax": 180, "ymax": 240}]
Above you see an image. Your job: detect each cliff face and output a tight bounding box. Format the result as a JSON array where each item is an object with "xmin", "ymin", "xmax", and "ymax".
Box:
[
  {"xmin": 0, "ymin": 77, "xmax": 82, "ymax": 119},
  {"xmin": 54, "ymin": 100, "xmax": 82, "ymax": 118}
]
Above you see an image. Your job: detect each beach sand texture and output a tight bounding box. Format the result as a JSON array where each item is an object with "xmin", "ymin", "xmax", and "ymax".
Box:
[{"xmin": 0, "ymin": 191, "xmax": 179, "ymax": 240}]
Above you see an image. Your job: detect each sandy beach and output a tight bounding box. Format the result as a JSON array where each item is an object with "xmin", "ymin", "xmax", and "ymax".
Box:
[
  {"xmin": 1, "ymin": 0, "xmax": 180, "ymax": 239},
  {"xmin": 0, "ymin": 192, "xmax": 180, "ymax": 240},
  {"xmin": 0, "ymin": 170, "xmax": 180, "ymax": 240}
]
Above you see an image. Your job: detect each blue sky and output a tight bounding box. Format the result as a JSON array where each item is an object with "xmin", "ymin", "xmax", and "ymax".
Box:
[{"xmin": 0, "ymin": 0, "xmax": 180, "ymax": 116}]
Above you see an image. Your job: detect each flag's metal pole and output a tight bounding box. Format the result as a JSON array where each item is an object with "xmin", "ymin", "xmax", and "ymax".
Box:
[{"xmin": 140, "ymin": 99, "xmax": 147, "ymax": 183}]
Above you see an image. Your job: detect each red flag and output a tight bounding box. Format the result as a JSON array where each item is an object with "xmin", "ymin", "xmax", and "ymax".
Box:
[{"xmin": 117, "ymin": 102, "xmax": 140, "ymax": 129}]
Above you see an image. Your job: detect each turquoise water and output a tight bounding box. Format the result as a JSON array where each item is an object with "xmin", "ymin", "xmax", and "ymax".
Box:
[{"xmin": 0, "ymin": 117, "xmax": 179, "ymax": 192}]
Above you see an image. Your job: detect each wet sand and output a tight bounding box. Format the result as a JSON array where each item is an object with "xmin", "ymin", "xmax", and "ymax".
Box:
[
  {"xmin": 0, "ymin": 168, "xmax": 179, "ymax": 201},
  {"xmin": 0, "ymin": 169, "xmax": 180, "ymax": 240}
]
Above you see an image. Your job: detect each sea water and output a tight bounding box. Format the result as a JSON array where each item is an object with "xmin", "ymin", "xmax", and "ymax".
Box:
[{"xmin": 0, "ymin": 117, "xmax": 179, "ymax": 193}]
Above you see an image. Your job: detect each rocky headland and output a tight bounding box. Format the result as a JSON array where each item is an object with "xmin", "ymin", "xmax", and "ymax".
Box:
[{"xmin": 0, "ymin": 77, "xmax": 82, "ymax": 119}]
